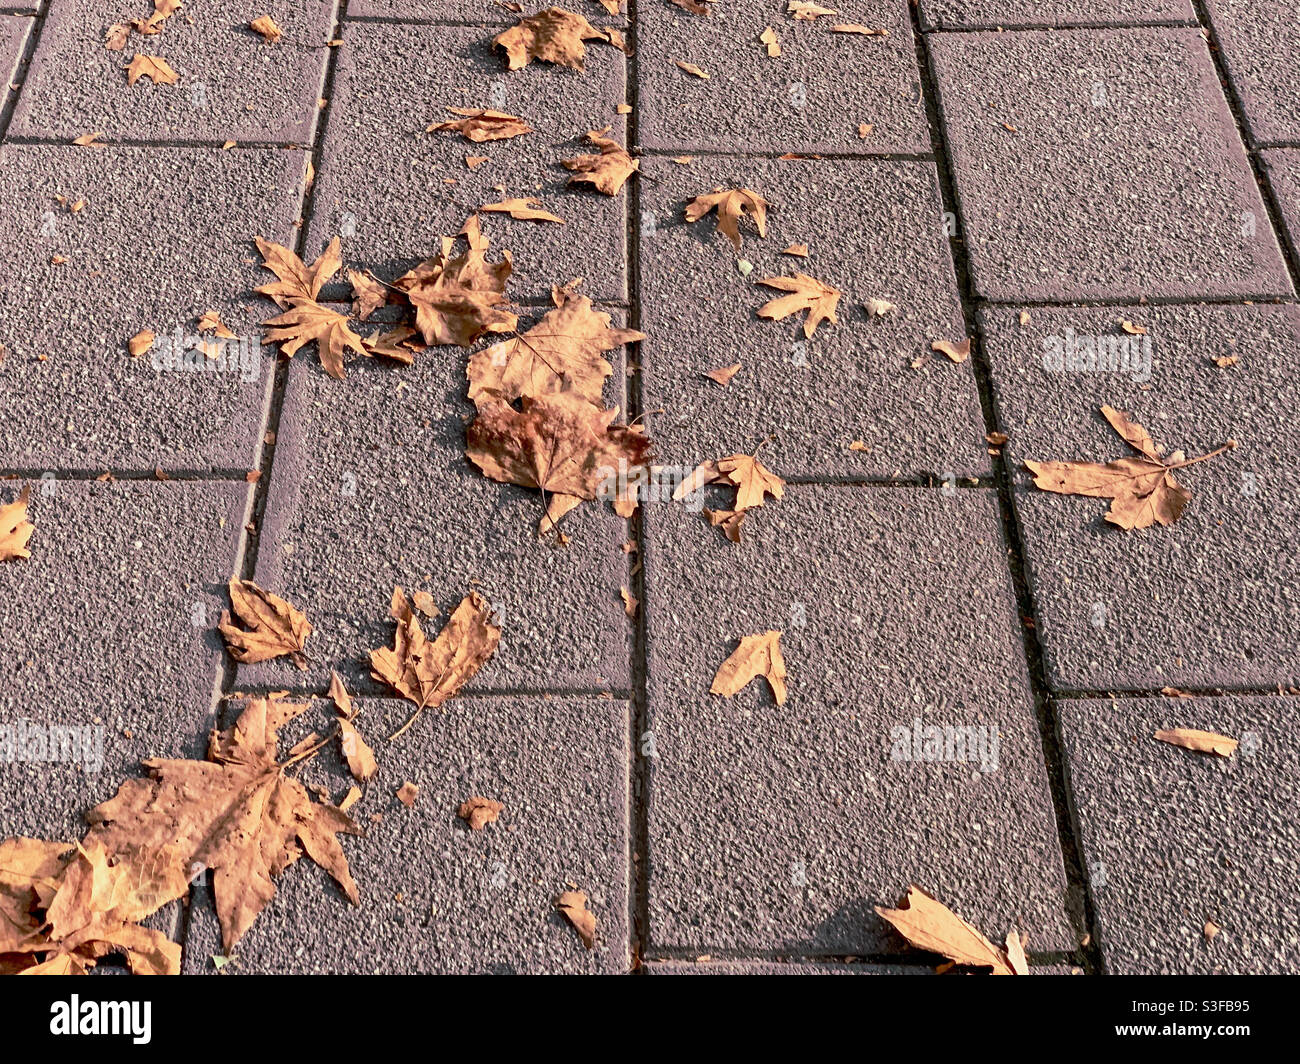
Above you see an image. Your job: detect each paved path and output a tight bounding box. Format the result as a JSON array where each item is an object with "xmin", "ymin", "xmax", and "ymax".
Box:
[{"xmin": 1, "ymin": 1, "xmax": 1297, "ymax": 975}]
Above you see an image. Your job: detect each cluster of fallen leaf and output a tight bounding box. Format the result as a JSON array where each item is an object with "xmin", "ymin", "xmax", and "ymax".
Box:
[{"xmin": 105, "ymin": 2, "xmax": 284, "ymax": 88}]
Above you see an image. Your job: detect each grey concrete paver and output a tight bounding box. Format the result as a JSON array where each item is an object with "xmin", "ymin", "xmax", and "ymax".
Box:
[
  {"xmin": 182, "ymin": 695, "xmax": 630, "ymax": 973},
  {"xmin": 1203, "ymin": 0, "xmax": 1300, "ymax": 147},
  {"xmin": 305, "ymin": 20, "xmax": 627, "ymax": 306},
  {"xmin": 645, "ymin": 961, "xmax": 932, "ymax": 974},
  {"xmin": 928, "ymin": 28, "xmax": 1293, "ymax": 302},
  {"xmin": 918, "ymin": 0, "xmax": 1195, "ymax": 29},
  {"xmin": 638, "ymin": 154, "xmax": 985, "ymax": 479},
  {"xmin": 0, "ymin": 14, "xmax": 30, "ymax": 89},
  {"xmin": 0, "ymin": 480, "xmax": 249, "ymax": 841},
  {"xmin": 237, "ymin": 342, "xmax": 632, "ymax": 696},
  {"xmin": 349, "ymin": 0, "xmax": 628, "ymax": 23},
  {"xmin": 981, "ymin": 302, "xmax": 1300, "ymax": 691},
  {"xmin": 1262, "ymin": 149, "xmax": 1300, "ymax": 264},
  {"xmin": 1059, "ymin": 695, "xmax": 1300, "ymax": 973},
  {"xmin": 643, "ymin": 485, "xmax": 1074, "ymax": 955},
  {"xmin": 636, "ymin": 0, "xmax": 929, "ymax": 156},
  {"xmin": 11, "ymin": 0, "xmax": 334, "ymax": 144},
  {"xmin": 0, "ymin": 145, "xmax": 301, "ymax": 473}
]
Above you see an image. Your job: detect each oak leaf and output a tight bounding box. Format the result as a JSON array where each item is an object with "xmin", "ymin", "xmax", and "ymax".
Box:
[
  {"xmin": 467, "ymin": 287, "xmax": 643, "ymax": 405},
  {"xmin": 84, "ymin": 695, "xmax": 362, "ymax": 953},
  {"xmin": 125, "ymin": 54, "xmax": 178, "ymax": 86},
  {"xmin": 0, "ymin": 485, "xmax": 34, "ymax": 562},
  {"xmin": 562, "ymin": 129, "xmax": 639, "ymax": 196},
  {"xmin": 255, "ymin": 236, "xmax": 342, "ymax": 308},
  {"xmin": 875, "ymin": 885, "xmax": 1018, "ymax": 974},
  {"xmin": 427, "ymin": 107, "xmax": 533, "ymax": 142},
  {"xmin": 261, "ymin": 300, "xmax": 367, "ymax": 380},
  {"xmin": 685, "ymin": 188, "xmax": 769, "ymax": 251},
  {"xmin": 556, "ymin": 890, "xmax": 596, "ymax": 949},
  {"xmin": 1154, "ymin": 728, "xmax": 1238, "ymax": 757},
  {"xmin": 1024, "ymin": 405, "xmax": 1235, "ymax": 530},
  {"xmin": 711, "ymin": 631, "xmax": 788, "ymax": 704},
  {"xmin": 458, "ymin": 797, "xmax": 505, "ymax": 830},
  {"xmin": 756, "ymin": 273, "xmax": 842, "ymax": 338},
  {"xmin": 493, "ymin": 9, "xmax": 609, "ymax": 71},
  {"xmin": 218, "ymin": 579, "xmax": 313, "ymax": 669}
]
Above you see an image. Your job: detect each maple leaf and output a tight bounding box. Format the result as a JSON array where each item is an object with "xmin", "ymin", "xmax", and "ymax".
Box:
[
  {"xmin": 125, "ymin": 54, "xmax": 179, "ymax": 85},
  {"xmin": 130, "ymin": 0, "xmax": 182, "ymax": 37},
  {"xmin": 466, "ymin": 393, "xmax": 653, "ymax": 503},
  {"xmin": 493, "ymin": 9, "xmax": 609, "ymax": 71},
  {"xmin": 756, "ymin": 273, "xmax": 842, "ymax": 338},
  {"xmin": 0, "ymin": 837, "xmax": 70, "ymax": 955},
  {"xmin": 562, "ymin": 129, "xmax": 639, "ymax": 196},
  {"xmin": 255, "ymin": 236, "xmax": 342, "ymax": 308},
  {"xmin": 393, "ymin": 215, "xmax": 517, "ymax": 347},
  {"xmin": 704, "ymin": 508, "xmax": 746, "ymax": 543},
  {"xmin": 427, "ymin": 107, "xmax": 533, "ymax": 142},
  {"xmin": 875, "ymin": 885, "xmax": 1018, "ymax": 974},
  {"xmin": 1024, "ymin": 405, "xmax": 1235, "ymax": 530},
  {"xmin": 1154, "ymin": 728, "xmax": 1239, "ymax": 757},
  {"xmin": 466, "ymin": 287, "xmax": 644, "ymax": 405},
  {"xmin": 458, "ymin": 797, "xmax": 505, "ymax": 831},
  {"xmin": 84, "ymin": 695, "xmax": 362, "ymax": 953},
  {"xmin": 718, "ymin": 453, "xmax": 785, "ymax": 511},
  {"xmin": 362, "ymin": 325, "xmax": 420, "ymax": 365},
  {"xmin": 218, "ymin": 579, "xmax": 313, "ymax": 669},
  {"xmin": 0, "ymin": 485, "xmax": 34, "ymax": 562},
  {"xmin": 711, "ymin": 631, "xmax": 788, "ymax": 704},
  {"xmin": 480, "ymin": 198, "xmax": 565, "ymax": 224},
  {"xmin": 330, "ymin": 672, "xmax": 378, "ymax": 781},
  {"xmin": 261, "ymin": 300, "xmax": 368, "ymax": 380},
  {"xmin": 249, "ymin": 15, "xmax": 282, "ymax": 43},
  {"xmin": 348, "ymin": 269, "xmax": 389, "ymax": 320},
  {"xmin": 369, "ymin": 590, "xmax": 501, "ymax": 732},
  {"xmin": 685, "ymin": 188, "xmax": 770, "ymax": 251},
  {"xmin": 556, "ymin": 890, "xmax": 596, "ymax": 950}
]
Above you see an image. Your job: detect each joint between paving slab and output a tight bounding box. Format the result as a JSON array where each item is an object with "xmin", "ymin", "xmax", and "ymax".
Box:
[
  {"xmin": 0, "ymin": 2, "xmax": 44, "ymax": 142},
  {"xmin": 980, "ymin": 294, "xmax": 1298, "ymax": 310},
  {"xmin": 3, "ymin": 134, "xmax": 313, "ymax": 151},
  {"xmin": 643, "ymin": 946, "xmax": 1087, "ymax": 968},
  {"xmin": 920, "ymin": 20, "xmax": 1199, "ymax": 36},
  {"xmin": 632, "ymin": 146, "xmax": 938, "ymax": 165},
  {"xmin": 911, "ymin": 2, "xmax": 1104, "ymax": 974},
  {"xmin": 0, "ymin": 468, "xmax": 261, "ymax": 481},
  {"xmin": 1054, "ymin": 685, "xmax": 1300, "ymax": 701}
]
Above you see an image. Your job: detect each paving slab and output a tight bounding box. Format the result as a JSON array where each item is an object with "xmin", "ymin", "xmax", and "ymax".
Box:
[
  {"xmin": 980, "ymin": 302, "xmax": 1300, "ymax": 692},
  {"xmin": 305, "ymin": 20, "xmax": 627, "ymax": 306},
  {"xmin": 636, "ymin": 0, "xmax": 929, "ymax": 157},
  {"xmin": 11, "ymin": 0, "xmax": 334, "ymax": 144},
  {"xmin": 0, "ymin": 480, "xmax": 249, "ymax": 842},
  {"xmin": 1203, "ymin": 0, "xmax": 1300, "ymax": 147},
  {"xmin": 644, "ymin": 960, "xmax": 930, "ymax": 974},
  {"xmin": 237, "ymin": 334, "xmax": 633, "ymax": 696},
  {"xmin": 1262, "ymin": 149, "xmax": 1300, "ymax": 265},
  {"xmin": 349, "ymin": 0, "xmax": 628, "ymax": 24},
  {"xmin": 638, "ymin": 155, "xmax": 985, "ymax": 479},
  {"xmin": 0, "ymin": 144, "xmax": 302, "ymax": 473},
  {"xmin": 0, "ymin": 14, "xmax": 30, "ymax": 89},
  {"xmin": 182, "ymin": 695, "xmax": 629, "ymax": 973},
  {"xmin": 928, "ymin": 28, "xmax": 1293, "ymax": 302},
  {"xmin": 642, "ymin": 485, "xmax": 1075, "ymax": 955},
  {"xmin": 918, "ymin": 0, "xmax": 1194, "ymax": 29},
  {"xmin": 1059, "ymin": 696, "xmax": 1300, "ymax": 973}
]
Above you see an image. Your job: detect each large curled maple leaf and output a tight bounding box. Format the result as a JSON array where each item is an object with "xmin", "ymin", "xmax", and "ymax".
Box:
[
  {"xmin": 685, "ymin": 188, "xmax": 770, "ymax": 251},
  {"xmin": 218, "ymin": 579, "xmax": 313, "ymax": 668},
  {"xmin": 466, "ymin": 286, "xmax": 645, "ymax": 406},
  {"xmin": 84, "ymin": 695, "xmax": 362, "ymax": 953},
  {"xmin": 562, "ymin": 129, "xmax": 639, "ymax": 196},
  {"xmin": 255, "ymin": 236, "xmax": 342, "ymax": 308},
  {"xmin": 492, "ymin": 8, "xmax": 609, "ymax": 71}
]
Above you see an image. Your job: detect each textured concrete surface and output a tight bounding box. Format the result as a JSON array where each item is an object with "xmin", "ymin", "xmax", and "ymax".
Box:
[
  {"xmin": 637, "ymin": 0, "xmax": 929, "ymax": 156},
  {"xmin": 981, "ymin": 303, "xmax": 1300, "ymax": 691},
  {"xmin": 643, "ymin": 486, "xmax": 1074, "ymax": 955},
  {"xmin": 638, "ymin": 155, "xmax": 985, "ymax": 479},
  {"xmin": 1060, "ymin": 696, "xmax": 1300, "ymax": 974},
  {"xmin": 238, "ymin": 338, "xmax": 633, "ymax": 696},
  {"xmin": 1262, "ymin": 150, "xmax": 1300, "ymax": 265},
  {"xmin": 12, "ymin": 0, "xmax": 334, "ymax": 144},
  {"xmin": 182, "ymin": 695, "xmax": 630, "ymax": 974},
  {"xmin": 0, "ymin": 480, "xmax": 248, "ymax": 841},
  {"xmin": 918, "ymin": 0, "xmax": 1195, "ymax": 28},
  {"xmin": 0, "ymin": 14, "xmax": 30, "ymax": 90},
  {"xmin": 645, "ymin": 961, "xmax": 931, "ymax": 974},
  {"xmin": 1203, "ymin": 0, "xmax": 1300, "ymax": 147},
  {"xmin": 349, "ymin": 0, "xmax": 628, "ymax": 24},
  {"xmin": 0, "ymin": 144, "xmax": 301, "ymax": 472},
  {"xmin": 929, "ymin": 28, "xmax": 1293, "ymax": 302},
  {"xmin": 305, "ymin": 20, "xmax": 628, "ymax": 306}
]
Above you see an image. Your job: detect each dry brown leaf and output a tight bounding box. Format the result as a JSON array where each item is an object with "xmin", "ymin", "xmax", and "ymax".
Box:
[
  {"xmin": 125, "ymin": 54, "xmax": 178, "ymax": 86},
  {"xmin": 788, "ymin": 1, "xmax": 838, "ymax": 19},
  {"xmin": 458, "ymin": 797, "xmax": 505, "ymax": 830},
  {"xmin": 711, "ymin": 631, "xmax": 788, "ymax": 704},
  {"xmin": 757, "ymin": 273, "xmax": 842, "ymax": 338},
  {"xmin": 493, "ymin": 8, "xmax": 609, "ymax": 71},
  {"xmin": 197, "ymin": 309, "xmax": 236, "ymax": 339},
  {"xmin": 412, "ymin": 590, "xmax": 441, "ymax": 618},
  {"xmin": 684, "ymin": 187, "xmax": 769, "ymax": 251},
  {"xmin": 1120, "ymin": 320, "xmax": 1148, "ymax": 336},
  {"xmin": 865, "ymin": 298, "xmax": 895, "ymax": 317},
  {"xmin": 396, "ymin": 782, "xmax": 420, "ymax": 807},
  {"xmin": 362, "ymin": 325, "xmax": 420, "ymax": 365},
  {"xmin": 620, "ymin": 586, "xmax": 638, "ymax": 618},
  {"xmin": 782, "ymin": 244, "xmax": 809, "ymax": 257},
  {"xmin": 858, "ymin": 122, "xmax": 873, "ymax": 138},
  {"xmin": 480, "ymin": 197, "xmax": 565, "ymax": 223},
  {"xmin": 218, "ymin": 579, "xmax": 313, "ymax": 668},
  {"xmin": 717, "ymin": 453, "xmax": 785, "ymax": 511},
  {"xmin": 466, "ymin": 154, "xmax": 489, "ymax": 169},
  {"xmin": 1024, "ymin": 405, "xmax": 1235, "ymax": 530},
  {"xmin": 255, "ymin": 235, "xmax": 342, "ymax": 308},
  {"xmin": 931, "ymin": 338, "xmax": 971, "ymax": 363},
  {"xmin": 348, "ymin": 269, "xmax": 389, "ymax": 321},
  {"xmin": 1154, "ymin": 728, "xmax": 1239, "ymax": 757},
  {"xmin": 875, "ymin": 885, "xmax": 1017, "ymax": 974},
  {"xmin": 85, "ymin": 695, "xmax": 361, "ymax": 953},
  {"xmin": 595, "ymin": 0, "xmax": 622, "ymax": 14},
  {"xmin": 71, "ymin": 131, "xmax": 105, "ymax": 146},
  {"xmin": 704, "ymin": 363, "xmax": 741, "ymax": 386},
  {"xmin": 467, "ymin": 287, "xmax": 643, "ymax": 405},
  {"xmin": 1204, "ymin": 920, "xmax": 1221, "ymax": 941},
  {"xmin": 832, "ymin": 23, "xmax": 886, "ymax": 35},
  {"xmin": 261, "ymin": 300, "xmax": 367, "ymax": 380},
  {"xmin": 104, "ymin": 23, "xmax": 131, "ymax": 50},
  {"xmin": 562, "ymin": 128, "xmax": 638, "ymax": 196},
  {"xmin": 0, "ymin": 837, "xmax": 72, "ymax": 954},
  {"xmin": 427, "ymin": 107, "xmax": 533, "ymax": 142},
  {"xmin": 556, "ymin": 889, "xmax": 597, "ymax": 949},
  {"xmin": 675, "ymin": 59, "xmax": 710, "ymax": 78},
  {"xmin": 670, "ymin": 0, "xmax": 712, "ymax": 13},
  {"xmin": 703, "ymin": 508, "xmax": 746, "ymax": 543},
  {"xmin": 760, "ymin": 27, "xmax": 781, "ymax": 57},
  {"xmin": 369, "ymin": 590, "xmax": 501, "ymax": 727},
  {"xmin": 250, "ymin": 15, "xmax": 282, "ymax": 43},
  {"xmin": 1005, "ymin": 928, "xmax": 1030, "ymax": 974},
  {"xmin": 329, "ymin": 673, "xmax": 377, "ymax": 782}
]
